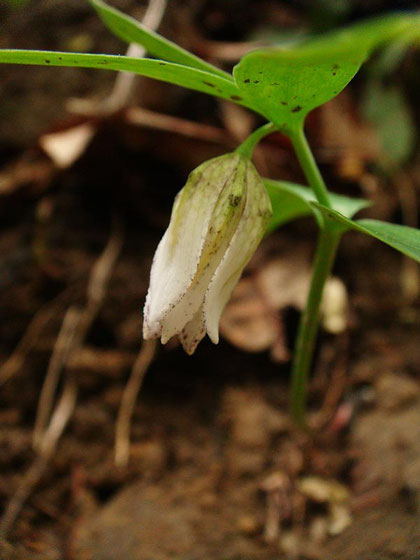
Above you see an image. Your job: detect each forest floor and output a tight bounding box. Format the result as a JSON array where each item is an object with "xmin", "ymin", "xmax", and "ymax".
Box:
[{"xmin": 0, "ymin": 1, "xmax": 419, "ymax": 559}]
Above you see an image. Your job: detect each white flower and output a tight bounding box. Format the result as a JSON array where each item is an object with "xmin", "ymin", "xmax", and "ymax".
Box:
[{"xmin": 143, "ymin": 152, "xmax": 272, "ymax": 354}]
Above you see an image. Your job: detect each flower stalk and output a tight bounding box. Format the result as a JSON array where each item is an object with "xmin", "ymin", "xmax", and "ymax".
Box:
[
  {"xmin": 236, "ymin": 123, "xmax": 277, "ymax": 159},
  {"xmin": 290, "ymin": 125, "xmax": 332, "ymax": 209}
]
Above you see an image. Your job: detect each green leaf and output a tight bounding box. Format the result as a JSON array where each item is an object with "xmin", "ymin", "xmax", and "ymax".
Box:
[
  {"xmin": 89, "ymin": 0, "xmax": 231, "ymax": 81},
  {"xmin": 233, "ymin": 12, "xmax": 420, "ymax": 133},
  {"xmin": 264, "ymin": 179, "xmax": 369, "ymax": 233},
  {"xmin": 0, "ymin": 49, "xmax": 249, "ymax": 107},
  {"xmin": 313, "ymin": 203, "xmax": 420, "ymax": 262},
  {"xmin": 234, "ymin": 52, "xmax": 361, "ymax": 133},
  {"xmin": 264, "ymin": 181, "xmax": 313, "ymax": 232}
]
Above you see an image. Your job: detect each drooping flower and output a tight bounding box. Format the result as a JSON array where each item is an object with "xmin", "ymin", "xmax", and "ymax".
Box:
[{"xmin": 143, "ymin": 152, "xmax": 272, "ymax": 354}]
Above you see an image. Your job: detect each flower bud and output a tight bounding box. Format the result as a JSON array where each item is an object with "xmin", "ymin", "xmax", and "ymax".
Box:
[{"xmin": 143, "ymin": 152, "xmax": 272, "ymax": 354}]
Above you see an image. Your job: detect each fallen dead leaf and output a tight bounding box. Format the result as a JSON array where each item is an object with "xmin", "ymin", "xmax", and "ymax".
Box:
[
  {"xmin": 321, "ymin": 277, "xmax": 349, "ymax": 334},
  {"xmin": 221, "ymin": 247, "xmax": 348, "ymax": 358},
  {"xmin": 298, "ymin": 476, "xmax": 352, "ymax": 536},
  {"xmin": 220, "ymin": 277, "xmax": 287, "ymax": 359},
  {"xmin": 39, "ymin": 122, "xmax": 96, "ymax": 169},
  {"xmin": 256, "ymin": 252, "xmax": 311, "ymax": 310}
]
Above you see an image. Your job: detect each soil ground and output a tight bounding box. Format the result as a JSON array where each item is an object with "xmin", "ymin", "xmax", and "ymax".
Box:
[{"xmin": 0, "ymin": 1, "xmax": 419, "ymax": 559}]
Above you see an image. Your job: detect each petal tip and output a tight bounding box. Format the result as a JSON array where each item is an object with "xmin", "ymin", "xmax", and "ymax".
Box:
[
  {"xmin": 207, "ymin": 328, "xmax": 219, "ymax": 345},
  {"xmin": 161, "ymin": 333, "xmax": 170, "ymax": 344}
]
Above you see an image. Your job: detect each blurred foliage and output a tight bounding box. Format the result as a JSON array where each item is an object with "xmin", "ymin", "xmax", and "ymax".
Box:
[
  {"xmin": 362, "ymin": 80, "xmax": 415, "ymax": 168},
  {"xmin": 3, "ymin": 0, "xmax": 29, "ymax": 8},
  {"xmin": 362, "ymin": 42, "xmax": 416, "ymax": 169}
]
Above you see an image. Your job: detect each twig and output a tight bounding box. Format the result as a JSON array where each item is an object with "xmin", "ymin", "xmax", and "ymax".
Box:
[
  {"xmin": 0, "ymin": 220, "xmax": 124, "ymax": 538},
  {"xmin": 198, "ymin": 39, "xmax": 266, "ymax": 62},
  {"xmin": 114, "ymin": 339, "xmax": 157, "ymax": 467},
  {"xmin": 38, "ymin": 377, "xmax": 78, "ymax": 458},
  {"xmin": 68, "ymin": 0, "xmax": 168, "ymax": 116},
  {"xmin": 32, "ymin": 306, "xmax": 81, "ymax": 449},
  {"xmin": 105, "ymin": 0, "xmax": 167, "ymax": 112},
  {"xmin": 0, "ymin": 377, "xmax": 77, "ymax": 539},
  {"xmin": 310, "ymin": 334, "xmax": 349, "ymax": 431},
  {"xmin": 0, "ymin": 287, "xmax": 77, "ymax": 387},
  {"xmin": 33, "ymin": 219, "xmax": 123, "ymax": 451},
  {"xmin": 125, "ymin": 107, "xmax": 228, "ymax": 144},
  {"xmin": 85, "ymin": 217, "xmax": 124, "ymax": 315},
  {"xmin": 261, "ymin": 472, "xmax": 291, "ymax": 544}
]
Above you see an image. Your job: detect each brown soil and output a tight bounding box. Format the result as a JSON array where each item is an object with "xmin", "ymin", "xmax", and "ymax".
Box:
[{"xmin": 0, "ymin": 1, "xmax": 419, "ymax": 559}]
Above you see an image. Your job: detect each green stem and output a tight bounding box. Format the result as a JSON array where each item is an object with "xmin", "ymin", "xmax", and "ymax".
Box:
[
  {"xmin": 290, "ymin": 125, "xmax": 332, "ymax": 208},
  {"xmin": 288, "ymin": 124, "xmax": 341, "ymax": 427},
  {"xmin": 290, "ymin": 226, "xmax": 341, "ymax": 428},
  {"xmin": 236, "ymin": 123, "xmax": 277, "ymax": 159}
]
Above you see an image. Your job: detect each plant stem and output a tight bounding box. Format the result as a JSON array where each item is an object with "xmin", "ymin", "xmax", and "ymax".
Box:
[
  {"xmin": 290, "ymin": 126, "xmax": 332, "ymax": 208},
  {"xmin": 236, "ymin": 123, "xmax": 277, "ymax": 159},
  {"xmin": 290, "ymin": 226, "xmax": 341, "ymax": 427},
  {"xmin": 288, "ymin": 124, "xmax": 340, "ymax": 427}
]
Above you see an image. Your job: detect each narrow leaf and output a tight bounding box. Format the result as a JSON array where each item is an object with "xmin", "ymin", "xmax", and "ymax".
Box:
[
  {"xmin": 313, "ymin": 203, "xmax": 420, "ymax": 263},
  {"xmin": 264, "ymin": 179, "xmax": 369, "ymax": 233},
  {"xmin": 0, "ymin": 50, "xmax": 249, "ymax": 107},
  {"xmin": 89, "ymin": 0, "xmax": 231, "ymax": 80},
  {"xmin": 357, "ymin": 219, "xmax": 420, "ymax": 263}
]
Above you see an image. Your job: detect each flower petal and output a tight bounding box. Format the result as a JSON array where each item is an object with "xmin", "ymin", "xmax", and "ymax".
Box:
[
  {"xmin": 179, "ymin": 306, "xmax": 206, "ymax": 355},
  {"xmin": 204, "ymin": 161, "xmax": 272, "ymax": 343},
  {"xmin": 159, "ymin": 154, "xmax": 248, "ymax": 342},
  {"xmin": 143, "ymin": 155, "xmax": 239, "ymax": 339}
]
